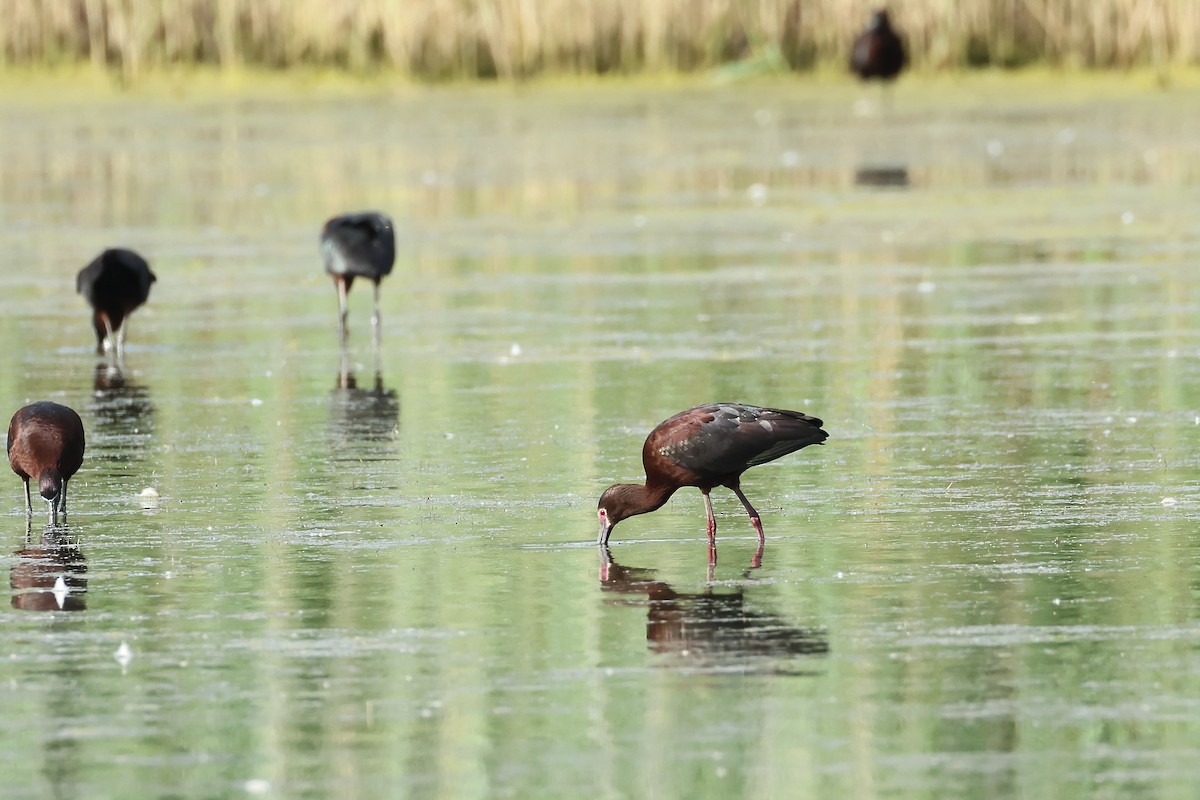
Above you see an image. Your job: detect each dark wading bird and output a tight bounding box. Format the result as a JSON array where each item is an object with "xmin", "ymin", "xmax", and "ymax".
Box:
[
  {"xmin": 597, "ymin": 403, "xmax": 828, "ymax": 565},
  {"xmin": 851, "ymin": 10, "xmax": 907, "ymax": 83},
  {"xmin": 76, "ymin": 248, "xmax": 157, "ymax": 358},
  {"xmin": 7, "ymin": 402, "xmax": 86, "ymax": 526},
  {"xmin": 320, "ymin": 211, "xmax": 396, "ymax": 347}
]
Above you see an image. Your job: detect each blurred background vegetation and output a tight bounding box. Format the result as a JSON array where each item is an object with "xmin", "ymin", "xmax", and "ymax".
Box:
[{"xmin": 3, "ymin": 0, "xmax": 1198, "ymax": 82}]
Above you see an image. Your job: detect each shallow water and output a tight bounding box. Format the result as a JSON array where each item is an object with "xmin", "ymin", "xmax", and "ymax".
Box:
[{"xmin": 0, "ymin": 79, "xmax": 1199, "ymax": 798}]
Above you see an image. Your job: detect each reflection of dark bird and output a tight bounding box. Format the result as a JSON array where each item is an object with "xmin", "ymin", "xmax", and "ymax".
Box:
[
  {"xmin": 597, "ymin": 403, "xmax": 827, "ymax": 563},
  {"xmin": 320, "ymin": 212, "xmax": 396, "ymax": 346},
  {"xmin": 850, "ymin": 10, "xmax": 907, "ymax": 82},
  {"xmin": 11, "ymin": 527, "xmax": 87, "ymax": 612},
  {"xmin": 7, "ymin": 402, "xmax": 86, "ymax": 525},
  {"xmin": 76, "ymin": 248, "xmax": 157, "ymax": 357},
  {"xmin": 330, "ymin": 367, "xmax": 400, "ymax": 444},
  {"xmin": 598, "ymin": 548, "xmax": 828, "ymax": 671},
  {"xmin": 91, "ymin": 362, "xmax": 155, "ymax": 444}
]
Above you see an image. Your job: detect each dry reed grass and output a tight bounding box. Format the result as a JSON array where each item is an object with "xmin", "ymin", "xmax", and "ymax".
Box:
[{"xmin": 2, "ymin": 1, "xmax": 1198, "ymax": 80}]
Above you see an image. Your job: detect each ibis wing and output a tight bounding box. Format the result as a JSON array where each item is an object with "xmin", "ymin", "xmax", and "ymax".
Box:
[{"xmin": 657, "ymin": 403, "xmax": 827, "ymax": 480}]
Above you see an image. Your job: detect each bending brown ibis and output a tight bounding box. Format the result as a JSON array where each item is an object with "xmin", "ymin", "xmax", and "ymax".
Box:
[
  {"xmin": 597, "ymin": 403, "xmax": 827, "ymax": 563},
  {"xmin": 76, "ymin": 248, "xmax": 157, "ymax": 357},
  {"xmin": 7, "ymin": 402, "xmax": 86, "ymax": 525},
  {"xmin": 320, "ymin": 211, "xmax": 396, "ymax": 346}
]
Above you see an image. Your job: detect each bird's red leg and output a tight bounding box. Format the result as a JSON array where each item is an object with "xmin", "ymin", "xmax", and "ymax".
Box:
[
  {"xmin": 703, "ymin": 490, "xmax": 717, "ymax": 542},
  {"xmin": 703, "ymin": 490, "xmax": 718, "ymax": 567},
  {"xmin": 730, "ymin": 484, "xmax": 765, "ymax": 544}
]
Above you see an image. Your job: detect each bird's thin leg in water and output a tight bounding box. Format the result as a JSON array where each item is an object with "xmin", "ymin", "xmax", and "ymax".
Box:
[
  {"xmin": 47, "ymin": 497, "xmax": 56, "ymax": 527},
  {"xmin": 703, "ymin": 490, "xmax": 717, "ymax": 543},
  {"xmin": 336, "ymin": 277, "xmax": 349, "ymax": 346},
  {"xmin": 59, "ymin": 480, "xmax": 68, "ymax": 518},
  {"xmin": 23, "ymin": 479, "xmax": 31, "ymax": 517},
  {"xmin": 703, "ymin": 490, "xmax": 719, "ymax": 568},
  {"xmin": 750, "ymin": 539, "xmax": 764, "ymax": 570},
  {"xmin": 731, "ymin": 484, "xmax": 765, "ymax": 544},
  {"xmin": 115, "ymin": 321, "xmax": 127, "ymax": 361},
  {"xmin": 101, "ymin": 314, "xmax": 116, "ymax": 355},
  {"xmin": 372, "ymin": 281, "xmax": 382, "ymax": 348}
]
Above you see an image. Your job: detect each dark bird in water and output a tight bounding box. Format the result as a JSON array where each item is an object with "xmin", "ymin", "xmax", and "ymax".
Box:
[
  {"xmin": 320, "ymin": 211, "xmax": 396, "ymax": 346},
  {"xmin": 597, "ymin": 403, "xmax": 827, "ymax": 563},
  {"xmin": 76, "ymin": 248, "xmax": 157, "ymax": 357},
  {"xmin": 7, "ymin": 402, "xmax": 86, "ymax": 526},
  {"xmin": 850, "ymin": 10, "xmax": 907, "ymax": 82}
]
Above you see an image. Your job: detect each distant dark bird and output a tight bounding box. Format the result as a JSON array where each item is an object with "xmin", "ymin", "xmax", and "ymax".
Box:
[
  {"xmin": 597, "ymin": 403, "xmax": 828, "ymax": 561},
  {"xmin": 7, "ymin": 402, "xmax": 86, "ymax": 526},
  {"xmin": 320, "ymin": 211, "xmax": 396, "ymax": 346},
  {"xmin": 76, "ymin": 248, "xmax": 157, "ymax": 357},
  {"xmin": 851, "ymin": 10, "xmax": 907, "ymax": 82}
]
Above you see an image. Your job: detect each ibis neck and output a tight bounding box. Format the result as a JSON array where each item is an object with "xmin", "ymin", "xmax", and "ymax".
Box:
[{"xmin": 615, "ymin": 480, "xmax": 677, "ymax": 518}]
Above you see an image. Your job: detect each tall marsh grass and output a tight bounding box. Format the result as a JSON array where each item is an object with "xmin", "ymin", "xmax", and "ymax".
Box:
[{"xmin": 3, "ymin": 0, "xmax": 1198, "ymax": 80}]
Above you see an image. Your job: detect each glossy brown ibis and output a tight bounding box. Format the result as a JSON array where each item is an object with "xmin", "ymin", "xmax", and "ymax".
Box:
[
  {"xmin": 850, "ymin": 10, "xmax": 907, "ymax": 82},
  {"xmin": 320, "ymin": 211, "xmax": 396, "ymax": 346},
  {"xmin": 76, "ymin": 248, "xmax": 157, "ymax": 358},
  {"xmin": 597, "ymin": 403, "xmax": 827, "ymax": 562},
  {"xmin": 7, "ymin": 402, "xmax": 86, "ymax": 526}
]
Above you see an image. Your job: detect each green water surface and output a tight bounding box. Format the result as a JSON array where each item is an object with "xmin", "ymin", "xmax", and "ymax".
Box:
[{"xmin": 0, "ymin": 80, "xmax": 1199, "ymax": 799}]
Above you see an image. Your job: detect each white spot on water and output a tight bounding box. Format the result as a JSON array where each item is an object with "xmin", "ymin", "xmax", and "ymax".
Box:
[
  {"xmin": 114, "ymin": 641, "xmax": 133, "ymax": 666},
  {"xmin": 1161, "ymin": 497, "xmax": 1177, "ymax": 507},
  {"xmin": 1121, "ymin": 211, "xmax": 1135, "ymax": 225},
  {"xmin": 509, "ymin": 343, "xmax": 522, "ymax": 357},
  {"xmin": 916, "ymin": 281, "xmax": 935, "ymax": 294},
  {"xmin": 986, "ymin": 139, "xmax": 1004, "ymax": 157},
  {"xmin": 250, "ymin": 398, "xmax": 263, "ymax": 407},
  {"xmin": 52, "ymin": 576, "xmax": 68, "ymax": 608},
  {"xmin": 1125, "ymin": 416, "xmax": 1138, "ymax": 424},
  {"xmin": 243, "ymin": 779, "xmax": 271, "ymax": 795},
  {"xmin": 632, "ymin": 214, "xmax": 647, "ymax": 228},
  {"xmin": 781, "ymin": 150, "xmax": 800, "ymax": 167},
  {"xmin": 747, "ymin": 183, "xmax": 768, "ymax": 205}
]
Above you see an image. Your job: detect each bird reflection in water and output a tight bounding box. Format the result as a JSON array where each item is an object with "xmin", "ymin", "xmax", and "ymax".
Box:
[
  {"xmin": 330, "ymin": 354, "xmax": 400, "ymax": 444},
  {"xmin": 11, "ymin": 524, "xmax": 87, "ymax": 612},
  {"xmin": 91, "ymin": 362, "xmax": 155, "ymax": 438},
  {"xmin": 853, "ymin": 164, "xmax": 909, "ymax": 188},
  {"xmin": 598, "ymin": 546, "xmax": 828, "ymax": 672}
]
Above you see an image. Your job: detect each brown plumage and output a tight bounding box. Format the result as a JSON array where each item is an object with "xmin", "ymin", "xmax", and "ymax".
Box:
[
  {"xmin": 7, "ymin": 402, "xmax": 86, "ymax": 525},
  {"xmin": 850, "ymin": 10, "xmax": 907, "ymax": 82},
  {"xmin": 597, "ymin": 403, "xmax": 827, "ymax": 562}
]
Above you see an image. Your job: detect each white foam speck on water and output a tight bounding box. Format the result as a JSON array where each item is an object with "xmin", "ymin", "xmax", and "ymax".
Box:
[
  {"xmin": 52, "ymin": 576, "xmax": 68, "ymax": 608},
  {"xmin": 114, "ymin": 642, "xmax": 132, "ymax": 666}
]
